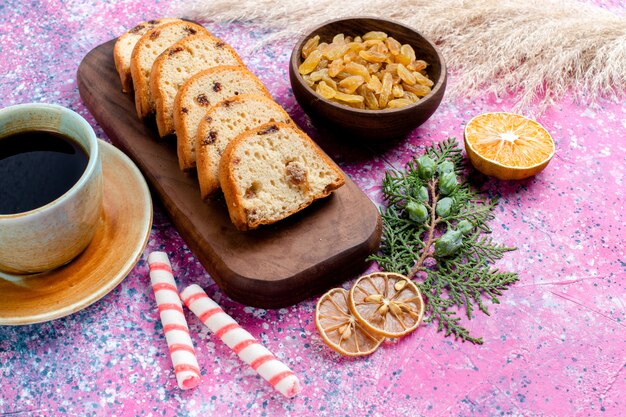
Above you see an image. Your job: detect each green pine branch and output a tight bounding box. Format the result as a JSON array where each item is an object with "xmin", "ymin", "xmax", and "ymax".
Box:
[
  {"xmin": 424, "ymin": 137, "xmax": 465, "ymax": 168},
  {"xmin": 368, "ymin": 138, "xmax": 518, "ymax": 344},
  {"xmin": 421, "ymin": 275, "xmax": 484, "ymax": 344},
  {"xmin": 462, "ymin": 233, "xmax": 516, "ymax": 263}
]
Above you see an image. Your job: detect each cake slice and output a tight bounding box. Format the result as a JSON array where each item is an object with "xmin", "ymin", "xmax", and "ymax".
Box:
[
  {"xmin": 130, "ymin": 21, "xmax": 208, "ymax": 119},
  {"xmin": 149, "ymin": 34, "xmax": 244, "ymax": 137},
  {"xmin": 196, "ymin": 94, "xmax": 292, "ymax": 199},
  {"xmin": 219, "ymin": 123, "xmax": 345, "ymax": 231},
  {"xmin": 113, "ymin": 18, "xmax": 180, "ymax": 93},
  {"xmin": 174, "ymin": 66, "xmax": 271, "ymax": 171}
]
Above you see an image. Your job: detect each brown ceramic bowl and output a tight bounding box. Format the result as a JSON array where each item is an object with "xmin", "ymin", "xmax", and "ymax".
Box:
[{"xmin": 289, "ymin": 17, "xmax": 447, "ymax": 142}]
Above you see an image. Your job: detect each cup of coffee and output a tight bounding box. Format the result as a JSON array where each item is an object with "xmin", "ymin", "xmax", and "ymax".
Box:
[{"xmin": 0, "ymin": 103, "xmax": 103, "ymax": 275}]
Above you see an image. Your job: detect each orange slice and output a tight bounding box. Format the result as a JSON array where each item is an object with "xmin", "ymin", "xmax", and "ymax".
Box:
[
  {"xmin": 315, "ymin": 288, "xmax": 384, "ymax": 356},
  {"xmin": 348, "ymin": 272, "xmax": 425, "ymax": 338},
  {"xmin": 464, "ymin": 112, "xmax": 555, "ymax": 180}
]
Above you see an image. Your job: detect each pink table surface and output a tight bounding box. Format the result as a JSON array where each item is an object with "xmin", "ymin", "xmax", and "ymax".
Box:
[{"xmin": 1, "ymin": 1, "xmax": 624, "ymax": 416}]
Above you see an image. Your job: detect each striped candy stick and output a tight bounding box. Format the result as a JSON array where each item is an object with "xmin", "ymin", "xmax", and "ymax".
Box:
[
  {"xmin": 148, "ymin": 252, "xmax": 201, "ymax": 390},
  {"xmin": 180, "ymin": 284, "xmax": 302, "ymax": 398}
]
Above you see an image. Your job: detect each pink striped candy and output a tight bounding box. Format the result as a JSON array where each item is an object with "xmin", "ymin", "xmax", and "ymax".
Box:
[
  {"xmin": 180, "ymin": 284, "xmax": 301, "ymax": 398},
  {"xmin": 148, "ymin": 252, "xmax": 200, "ymax": 390}
]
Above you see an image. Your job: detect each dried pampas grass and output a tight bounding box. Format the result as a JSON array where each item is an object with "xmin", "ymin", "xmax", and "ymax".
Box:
[{"xmin": 173, "ymin": 0, "xmax": 626, "ymax": 111}]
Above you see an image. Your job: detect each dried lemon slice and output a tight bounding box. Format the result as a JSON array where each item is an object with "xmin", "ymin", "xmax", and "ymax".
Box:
[
  {"xmin": 315, "ymin": 288, "xmax": 384, "ymax": 356},
  {"xmin": 464, "ymin": 112, "xmax": 555, "ymax": 180},
  {"xmin": 348, "ymin": 272, "xmax": 425, "ymax": 338}
]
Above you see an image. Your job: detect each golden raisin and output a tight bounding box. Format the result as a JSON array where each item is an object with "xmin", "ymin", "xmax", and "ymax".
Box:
[
  {"xmin": 400, "ymin": 44, "xmax": 416, "ymax": 61},
  {"xmin": 321, "ymin": 74, "xmax": 338, "ymax": 90},
  {"xmin": 359, "ymin": 50, "xmax": 387, "ymax": 63},
  {"xmin": 385, "ymin": 37, "xmax": 401, "ymax": 55},
  {"xmin": 367, "ymin": 63, "xmax": 382, "ymax": 73},
  {"xmin": 392, "ymin": 84, "xmax": 404, "ymax": 98},
  {"xmin": 344, "ymin": 62, "xmax": 370, "ymax": 81},
  {"xmin": 346, "ymin": 100, "xmax": 366, "ymax": 109},
  {"xmin": 302, "ymin": 35, "xmax": 320, "ymax": 59},
  {"xmin": 397, "ymin": 64, "xmax": 416, "ymax": 85},
  {"xmin": 339, "ymin": 75, "xmax": 365, "ymax": 94},
  {"xmin": 387, "ymin": 98, "xmax": 413, "ymax": 109},
  {"xmin": 300, "ymin": 31, "xmax": 433, "ymax": 110},
  {"xmin": 333, "ymin": 91, "xmax": 365, "ymax": 103},
  {"xmin": 363, "ymin": 31, "xmax": 388, "ymax": 41},
  {"xmin": 404, "ymin": 83, "xmax": 431, "ymax": 97},
  {"xmin": 359, "ymin": 85, "xmax": 379, "ymax": 110},
  {"xmin": 332, "ymin": 33, "xmax": 346, "ymax": 45},
  {"xmin": 346, "ymin": 42, "xmax": 365, "ymax": 53},
  {"xmin": 367, "ymin": 74, "xmax": 383, "ymax": 94},
  {"xmin": 408, "ymin": 59, "xmax": 428, "ymax": 72},
  {"xmin": 342, "ymin": 50, "xmax": 358, "ymax": 64},
  {"xmin": 385, "ymin": 63, "xmax": 399, "ymax": 75},
  {"xmin": 328, "ymin": 59, "xmax": 344, "ymax": 77},
  {"xmin": 316, "ymin": 81, "xmax": 336, "ymax": 99},
  {"xmin": 379, "ymin": 72, "xmax": 393, "ymax": 108},
  {"xmin": 403, "ymin": 91, "xmax": 419, "ymax": 102},
  {"xmin": 316, "ymin": 59, "xmax": 329, "ymax": 70},
  {"xmin": 302, "ymin": 75, "xmax": 315, "ymax": 87},
  {"xmin": 309, "ymin": 69, "xmax": 327, "ymax": 82},
  {"xmin": 414, "ymin": 71, "xmax": 434, "ymax": 87},
  {"xmin": 299, "ymin": 49, "xmax": 323, "ymax": 75},
  {"xmin": 363, "ymin": 39, "xmax": 383, "ymax": 48},
  {"xmin": 326, "ymin": 44, "xmax": 348, "ymax": 60},
  {"xmin": 373, "ymin": 42, "xmax": 389, "ymax": 56}
]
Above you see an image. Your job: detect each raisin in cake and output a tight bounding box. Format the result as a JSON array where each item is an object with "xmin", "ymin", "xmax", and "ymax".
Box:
[
  {"xmin": 173, "ymin": 66, "xmax": 271, "ymax": 171},
  {"xmin": 149, "ymin": 34, "xmax": 244, "ymax": 137},
  {"xmin": 219, "ymin": 123, "xmax": 345, "ymax": 231},
  {"xmin": 196, "ymin": 94, "xmax": 292, "ymax": 199},
  {"xmin": 130, "ymin": 21, "xmax": 208, "ymax": 119},
  {"xmin": 113, "ymin": 18, "xmax": 180, "ymax": 93}
]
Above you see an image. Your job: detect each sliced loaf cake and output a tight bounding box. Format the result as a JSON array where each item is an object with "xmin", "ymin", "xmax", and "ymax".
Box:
[
  {"xmin": 149, "ymin": 34, "xmax": 244, "ymax": 137},
  {"xmin": 113, "ymin": 18, "xmax": 180, "ymax": 93},
  {"xmin": 196, "ymin": 94, "xmax": 292, "ymax": 199},
  {"xmin": 130, "ymin": 21, "xmax": 208, "ymax": 119},
  {"xmin": 174, "ymin": 66, "xmax": 271, "ymax": 171},
  {"xmin": 219, "ymin": 123, "xmax": 345, "ymax": 231}
]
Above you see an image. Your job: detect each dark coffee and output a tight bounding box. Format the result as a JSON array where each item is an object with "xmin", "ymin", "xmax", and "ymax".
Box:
[{"xmin": 0, "ymin": 130, "xmax": 89, "ymax": 215}]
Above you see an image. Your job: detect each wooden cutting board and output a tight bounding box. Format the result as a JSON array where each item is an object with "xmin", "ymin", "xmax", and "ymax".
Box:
[{"xmin": 77, "ymin": 39, "xmax": 382, "ymax": 308}]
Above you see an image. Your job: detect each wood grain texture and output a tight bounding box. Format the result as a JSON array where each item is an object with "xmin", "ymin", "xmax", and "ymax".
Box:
[
  {"xmin": 77, "ymin": 39, "xmax": 382, "ymax": 308},
  {"xmin": 289, "ymin": 17, "xmax": 447, "ymax": 142}
]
